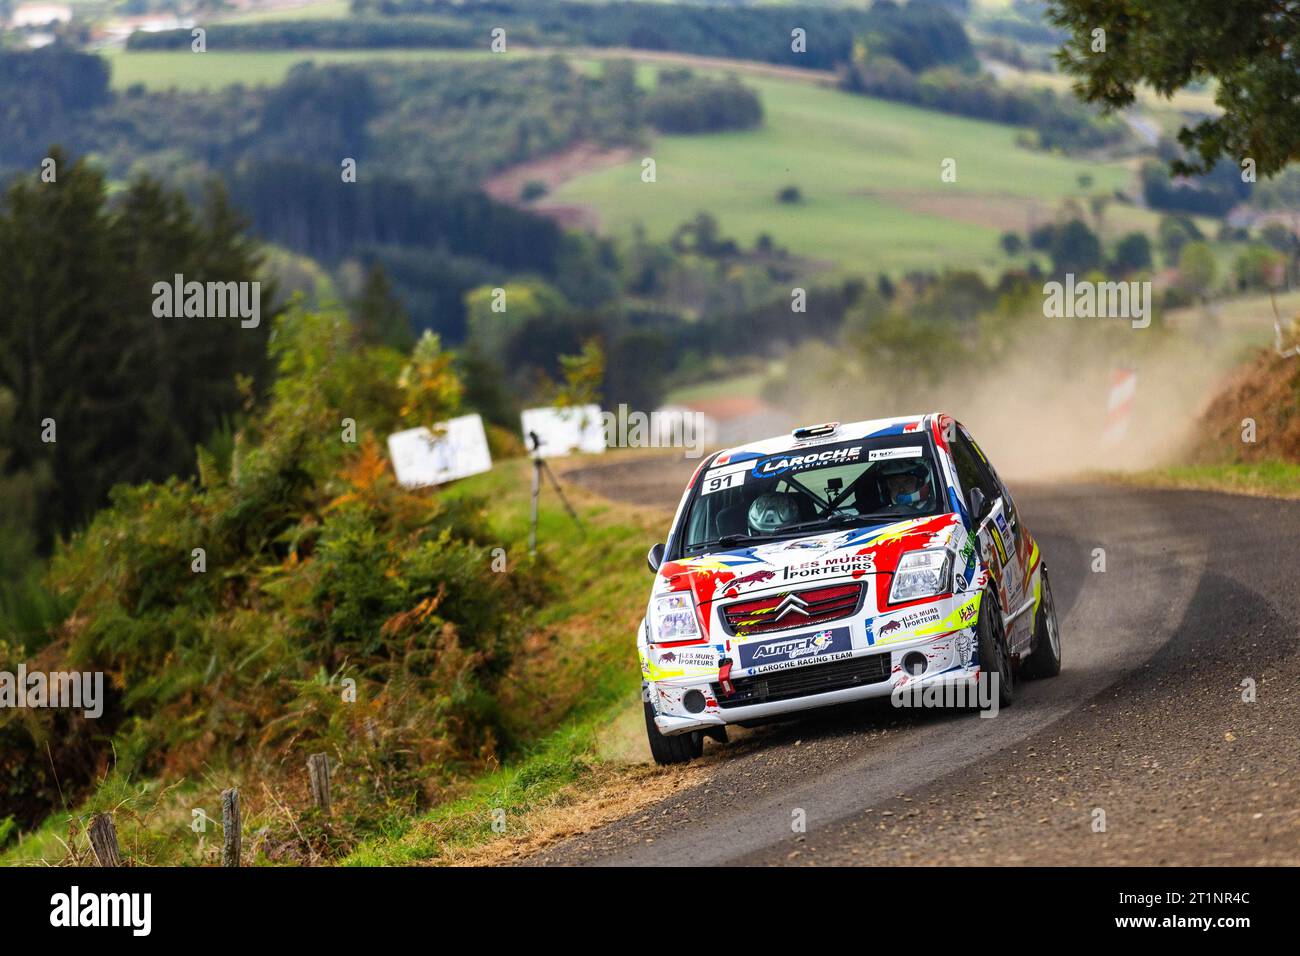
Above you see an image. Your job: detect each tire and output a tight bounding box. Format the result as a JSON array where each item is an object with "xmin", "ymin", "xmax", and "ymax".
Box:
[
  {"xmin": 1022, "ymin": 565, "xmax": 1063, "ymax": 678},
  {"xmin": 644, "ymin": 700, "xmax": 700, "ymax": 765},
  {"xmin": 976, "ymin": 590, "xmax": 1014, "ymax": 709}
]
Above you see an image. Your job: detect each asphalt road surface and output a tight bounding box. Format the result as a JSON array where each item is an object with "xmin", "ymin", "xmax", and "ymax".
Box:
[{"xmin": 528, "ymin": 456, "xmax": 1300, "ymax": 866}]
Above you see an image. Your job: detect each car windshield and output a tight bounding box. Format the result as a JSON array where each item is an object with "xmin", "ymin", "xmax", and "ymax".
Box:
[{"xmin": 679, "ymin": 434, "xmax": 944, "ymax": 554}]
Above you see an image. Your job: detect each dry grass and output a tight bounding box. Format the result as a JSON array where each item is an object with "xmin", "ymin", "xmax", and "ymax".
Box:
[{"xmin": 439, "ymin": 761, "xmax": 707, "ymax": 866}]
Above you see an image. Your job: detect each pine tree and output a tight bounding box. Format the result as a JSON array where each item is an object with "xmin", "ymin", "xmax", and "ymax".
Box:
[
  {"xmin": 352, "ymin": 262, "xmax": 414, "ymax": 351},
  {"xmin": 0, "ymin": 150, "xmax": 274, "ymax": 548}
]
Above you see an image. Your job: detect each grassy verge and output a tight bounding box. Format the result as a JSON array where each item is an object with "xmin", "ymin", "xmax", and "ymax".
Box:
[
  {"xmin": 343, "ymin": 454, "xmax": 686, "ymax": 866},
  {"xmin": 342, "ymin": 695, "xmax": 704, "ymax": 866},
  {"xmin": 1110, "ymin": 460, "xmax": 1300, "ymax": 500},
  {"xmin": 1, "ymin": 453, "xmax": 668, "ymax": 867}
]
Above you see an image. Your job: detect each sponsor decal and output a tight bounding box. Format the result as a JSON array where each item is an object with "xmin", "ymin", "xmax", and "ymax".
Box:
[
  {"xmin": 781, "ymin": 554, "xmax": 875, "ymax": 581},
  {"xmin": 672, "ymin": 648, "xmax": 719, "ymax": 669},
  {"xmin": 989, "ymin": 523, "xmax": 1009, "ymax": 567},
  {"xmin": 900, "ymin": 606, "xmax": 942, "ymax": 628},
  {"xmin": 875, "ymin": 605, "xmax": 944, "ymax": 645},
  {"xmin": 783, "ymin": 539, "xmax": 826, "ymax": 551},
  {"xmin": 730, "ymin": 569, "xmax": 776, "ymax": 589},
  {"xmin": 750, "ymin": 445, "xmax": 863, "ymax": 478},
  {"xmin": 738, "ymin": 626, "xmax": 852, "ymax": 672},
  {"xmin": 868, "ymin": 446, "xmax": 923, "ymax": 462}
]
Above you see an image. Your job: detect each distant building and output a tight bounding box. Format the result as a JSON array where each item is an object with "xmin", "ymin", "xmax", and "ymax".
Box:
[
  {"xmin": 11, "ymin": 3, "xmax": 73, "ymax": 27},
  {"xmin": 99, "ymin": 15, "xmax": 195, "ymax": 47}
]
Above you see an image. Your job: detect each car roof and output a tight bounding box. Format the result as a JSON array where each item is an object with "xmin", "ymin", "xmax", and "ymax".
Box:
[{"xmin": 711, "ymin": 414, "xmax": 942, "ymax": 463}]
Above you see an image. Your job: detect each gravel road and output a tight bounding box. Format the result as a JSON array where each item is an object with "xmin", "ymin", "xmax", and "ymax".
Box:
[{"xmin": 528, "ymin": 456, "xmax": 1300, "ymax": 866}]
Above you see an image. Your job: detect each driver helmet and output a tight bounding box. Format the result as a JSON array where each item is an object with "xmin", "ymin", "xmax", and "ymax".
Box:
[
  {"xmin": 878, "ymin": 458, "xmax": 933, "ymax": 508},
  {"xmin": 747, "ymin": 492, "xmax": 800, "ymax": 534}
]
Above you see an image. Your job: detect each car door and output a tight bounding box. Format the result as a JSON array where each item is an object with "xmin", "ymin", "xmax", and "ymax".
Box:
[{"xmin": 950, "ymin": 429, "xmax": 1024, "ymax": 643}]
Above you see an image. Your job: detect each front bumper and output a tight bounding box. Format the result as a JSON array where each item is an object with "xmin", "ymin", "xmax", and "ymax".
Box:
[{"xmin": 647, "ymin": 626, "xmax": 979, "ymax": 736}]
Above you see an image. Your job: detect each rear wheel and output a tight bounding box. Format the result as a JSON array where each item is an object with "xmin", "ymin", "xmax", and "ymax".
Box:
[
  {"xmin": 644, "ymin": 700, "xmax": 701, "ymax": 765},
  {"xmin": 1023, "ymin": 566, "xmax": 1062, "ymax": 678},
  {"xmin": 977, "ymin": 590, "xmax": 1014, "ymax": 709}
]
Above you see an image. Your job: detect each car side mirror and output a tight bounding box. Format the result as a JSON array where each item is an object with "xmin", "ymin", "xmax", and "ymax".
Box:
[
  {"xmin": 647, "ymin": 542, "xmax": 665, "ymax": 574},
  {"xmin": 968, "ymin": 487, "xmax": 986, "ymax": 521}
]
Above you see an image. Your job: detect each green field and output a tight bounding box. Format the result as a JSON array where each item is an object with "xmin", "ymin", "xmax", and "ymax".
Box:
[
  {"xmin": 105, "ymin": 46, "xmax": 1138, "ymax": 273},
  {"xmin": 218, "ymin": 0, "xmax": 352, "ymax": 24},
  {"xmin": 553, "ymin": 74, "xmax": 1135, "ymax": 274},
  {"xmin": 104, "ymin": 48, "xmax": 494, "ymax": 91}
]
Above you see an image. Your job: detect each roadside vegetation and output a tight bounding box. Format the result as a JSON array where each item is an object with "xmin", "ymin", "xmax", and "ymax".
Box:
[
  {"xmin": 2, "ymin": 0, "xmax": 1299, "ymax": 864},
  {"xmin": 0, "ymin": 290, "xmax": 660, "ymax": 864},
  {"xmin": 1126, "ymin": 334, "xmax": 1300, "ymax": 498}
]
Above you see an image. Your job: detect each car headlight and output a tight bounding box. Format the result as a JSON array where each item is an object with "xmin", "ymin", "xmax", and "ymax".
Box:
[
  {"xmin": 889, "ymin": 549, "xmax": 952, "ymax": 604},
  {"xmin": 650, "ymin": 593, "xmax": 702, "ymax": 643}
]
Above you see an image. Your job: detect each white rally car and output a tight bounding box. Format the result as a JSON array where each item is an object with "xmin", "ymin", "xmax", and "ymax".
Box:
[{"xmin": 639, "ymin": 414, "xmax": 1062, "ymax": 764}]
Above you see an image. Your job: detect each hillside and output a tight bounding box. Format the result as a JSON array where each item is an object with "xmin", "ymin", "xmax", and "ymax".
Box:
[
  {"xmin": 101, "ymin": 44, "xmax": 1141, "ymax": 275},
  {"xmin": 552, "ymin": 71, "xmax": 1137, "ymax": 274}
]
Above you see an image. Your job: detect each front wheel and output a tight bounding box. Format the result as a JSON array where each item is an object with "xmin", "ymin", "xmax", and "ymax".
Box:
[
  {"xmin": 644, "ymin": 699, "xmax": 701, "ymax": 765},
  {"xmin": 977, "ymin": 590, "xmax": 1014, "ymax": 708},
  {"xmin": 1022, "ymin": 566, "xmax": 1062, "ymax": 678}
]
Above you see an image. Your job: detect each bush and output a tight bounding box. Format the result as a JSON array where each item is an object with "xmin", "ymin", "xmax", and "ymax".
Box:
[
  {"xmin": 840, "ymin": 58, "xmax": 1129, "ymax": 153},
  {"xmin": 1141, "ymin": 160, "xmax": 1251, "ymax": 217},
  {"xmin": 520, "ymin": 180, "xmax": 548, "ymax": 202},
  {"xmin": 0, "ymin": 305, "xmax": 548, "ymax": 833},
  {"xmin": 1111, "ymin": 232, "xmax": 1153, "ymax": 275},
  {"xmin": 644, "ymin": 74, "xmax": 763, "ymax": 134}
]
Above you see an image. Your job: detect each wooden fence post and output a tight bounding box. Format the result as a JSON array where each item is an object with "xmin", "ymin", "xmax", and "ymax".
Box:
[
  {"xmin": 87, "ymin": 812, "xmax": 122, "ymax": 867},
  {"xmin": 307, "ymin": 753, "xmax": 331, "ymax": 815},
  {"xmin": 221, "ymin": 788, "xmax": 241, "ymax": 867}
]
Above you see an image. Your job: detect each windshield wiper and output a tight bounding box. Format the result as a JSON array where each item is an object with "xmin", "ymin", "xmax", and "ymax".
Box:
[
  {"xmin": 685, "ymin": 531, "xmax": 786, "ymax": 553},
  {"xmin": 714, "ymin": 532, "xmax": 773, "ymax": 547},
  {"xmin": 778, "ymin": 513, "xmax": 867, "ymax": 535}
]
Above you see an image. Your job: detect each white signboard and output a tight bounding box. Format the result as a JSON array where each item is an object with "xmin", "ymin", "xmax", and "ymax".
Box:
[
  {"xmin": 521, "ymin": 405, "xmax": 606, "ymax": 458},
  {"xmin": 387, "ymin": 414, "xmax": 493, "ymax": 488}
]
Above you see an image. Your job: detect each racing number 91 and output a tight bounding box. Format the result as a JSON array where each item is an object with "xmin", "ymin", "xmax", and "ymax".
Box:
[{"xmin": 704, "ymin": 471, "xmax": 742, "ymax": 495}]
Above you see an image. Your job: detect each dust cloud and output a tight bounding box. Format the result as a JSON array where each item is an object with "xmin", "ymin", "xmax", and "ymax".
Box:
[{"xmin": 749, "ymin": 315, "xmax": 1251, "ymax": 482}]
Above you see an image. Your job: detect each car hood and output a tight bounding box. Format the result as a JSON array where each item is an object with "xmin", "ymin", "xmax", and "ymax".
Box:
[{"xmin": 656, "ymin": 511, "xmax": 964, "ymax": 608}]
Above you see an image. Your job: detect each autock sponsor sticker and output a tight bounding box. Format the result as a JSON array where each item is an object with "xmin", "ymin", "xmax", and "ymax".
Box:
[{"xmin": 738, "ymin": 626, "xmax": 852, "ymax": 673}]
